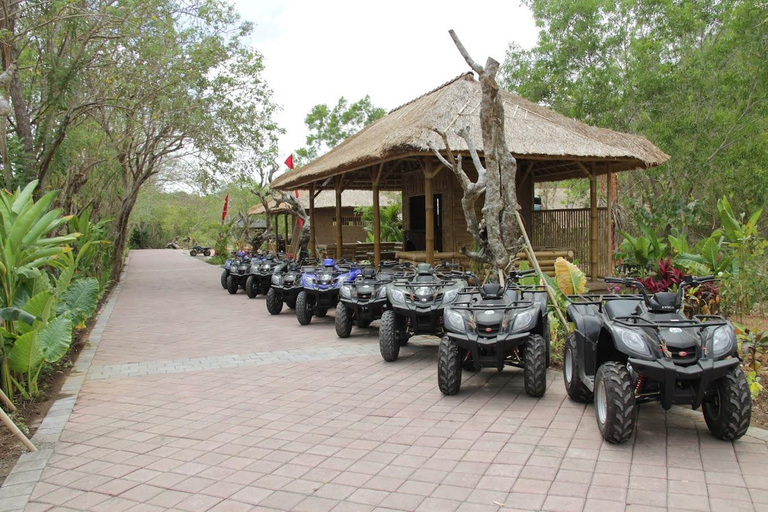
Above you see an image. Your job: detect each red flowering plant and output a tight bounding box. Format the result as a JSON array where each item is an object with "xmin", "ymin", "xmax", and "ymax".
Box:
[{"xmin": 640, "ymin": 259, "xmax": 720, "ymax": 315}]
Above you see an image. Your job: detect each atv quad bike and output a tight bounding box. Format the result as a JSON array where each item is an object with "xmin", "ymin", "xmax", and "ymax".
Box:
[
  {"xmin": 379, "ymin": 262, "xmax": 473, "ymax": 362},
  {"xmin": 190, "ymin": 245, "xmax": 211, "ymax": 257},
  {"xmin": 565, "ymin": 275, "xmax": 750, "ymax": 443},
  {"xmin": 438, "ymin": 269, "xmax": 550, "ymax": 397},
  {"xmin": 265, "ymin": 259, "xmax": 313, "ymax": 315},
  {"xmin": 295, "ymin": 259, "xmax": 360, "ymax": 325},
  {"xmin": 335, "ymin": 262, "xmax": 405, "ymax": 338},
  {"xmin": 226, "ymin": 253, "xmax": 254, "ymax": 294},
  {"xmin": 220, "ymin": 252, "xmax": 238, "ymax": 289},
  {"xmin": 245, "ymin": 254, "xmax": 283, "ymax": 298}
]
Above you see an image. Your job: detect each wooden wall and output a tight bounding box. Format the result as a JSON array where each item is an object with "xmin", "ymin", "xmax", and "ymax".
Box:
[{"xmin": 313, "ymin": 207, "xmax": 366, "ymax": 245}]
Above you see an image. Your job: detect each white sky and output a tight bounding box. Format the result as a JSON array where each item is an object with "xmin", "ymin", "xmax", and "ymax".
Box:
[{"xmin": 232, "ymin": 0, "xmax": 540, "ymax": 172}]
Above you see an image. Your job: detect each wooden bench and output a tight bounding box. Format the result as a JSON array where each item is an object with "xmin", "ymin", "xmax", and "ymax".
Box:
[{"xmin": 318, "ymin": 242, "xmax": 401, "ymax": 261}]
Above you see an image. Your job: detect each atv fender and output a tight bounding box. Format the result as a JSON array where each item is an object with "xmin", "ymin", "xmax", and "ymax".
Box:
[{"xmin": 567, "ymin": 305, "xmax": 602, "ymax": 388}]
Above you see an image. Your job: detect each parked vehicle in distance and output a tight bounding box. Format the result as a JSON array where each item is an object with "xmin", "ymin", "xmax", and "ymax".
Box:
[
  {"xmin": 565, "ymin": 275, "xmax": 750, "ymax": 443},
  {"xmin": 379, "ymin": 262, "xmax": 474, "ymax": 362},
  {"xmin": 438, "ymin": 269, "xmax": 549, "ymax": 397},
  {"xmin": 295, "ymin": 259, "xmax": 360, "ymax": 325},
  {"xmin": 190, "ymin": 245, "xmax": 211, "ymax": 257},
  {"xmin": 335, "ymin": 261, "xmax": 405, "ymax": 338}
]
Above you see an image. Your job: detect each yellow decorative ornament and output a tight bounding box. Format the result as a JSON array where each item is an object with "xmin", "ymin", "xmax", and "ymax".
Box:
[{"xmin": 554, "ymin": 257, "xmax": 587, "ymax": 295}]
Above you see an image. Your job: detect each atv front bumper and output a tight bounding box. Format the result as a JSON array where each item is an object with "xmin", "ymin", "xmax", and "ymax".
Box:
[
  {"xmin": 447, "ymin": 332, "xmax": 529, "ymax": 371},
  {"xmin": 628, "ymin": 357, "xmax": 739, "ymax": 410},
  {"xmin": 303, "ymin": 288, "xmax": 340, "ymax": 308},
  {"xmin": 340, "ymin": 297, "xmax": 387, "ymax": 317},
  {"xmin": 391, "ymin": 305, "xmax": 446, "ymax": 335}
]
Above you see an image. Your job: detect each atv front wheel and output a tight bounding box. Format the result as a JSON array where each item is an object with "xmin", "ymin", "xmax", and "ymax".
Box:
[
  {"xmin": 266, "ymin": 288, "xmax": 283, "ymax": 315},
  {"xmin": 594, "ymin": 362, "xmax": 636, "ymax": 444},
  {"xmin": 335, "ymin": 304, "xmax": 353, "ymax": 338},
  {"xmin": 190, "ymin": 249, "xmax": 197, "ymax": 257},
  {"xmin": 220, "ymin": 270, "xmax": 229, "ymax": 289},
  {"xmin": 524, "ymin": 334, "xmax": 547, "ymax": 397},
  {"xmin": 296, "ymin": 291, "xmax": 313, "ymax": 325},
  {"xmin": 379, "ymin": 310, "xmax": 400, "ymax": 362},
  {"xmin": 226, "ymin": 276, "xmax": 238, "ymax": 295},
  {"xmin": 245, "ymin": 276, "xmax": 258, "ymax": 298},
  {"xmin": 315, "ymin": 307, "xmax": 328, "ymax": 317},
  {"xmin": 203, "ymin": 249, "xmax": 211, "ymax": 256},
  {"xmin": 563, "ymin": 333, "xmax": 593, "ymax": 402},
  {"xmin": 438, "ymin": 337, "xmax": 462, "ymax": 395},
  {"xmin": 702, "ymin": 366, "xmax": 751, "ymax": 441}
]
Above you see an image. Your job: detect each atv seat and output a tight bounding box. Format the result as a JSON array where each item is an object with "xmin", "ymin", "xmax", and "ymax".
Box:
[
  {"xmin": 603, "ymin": 299, "xmax": 642, "ymax": 319},
  {"xmin": 480, "ymin": 283, "xmax": 504, "ymax": 299},
  {"xmin": 649, "ymin": 292, "xmax": 679, "ymax": 312}
]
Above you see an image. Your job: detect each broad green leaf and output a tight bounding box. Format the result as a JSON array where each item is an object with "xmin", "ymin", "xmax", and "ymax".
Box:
[
  {"xmin": 10, "ymin": 180, "xmax": 39, "ymax": 215},
  {"xmin": 0, "ymin": 307, "xmax": 36, "ymax": 325},
  {"xmin": 60, "ymin": 278, "xmax": 99, "ymax": 326},
  {"xmin": 555, "ymin": 257, "xmax": 587, "ymax": 295},
  {"xmin": 39, "ymin": 316, "xmax": 72, "ymax": 363},
  {"xmin": 7, "ymin": 331, "xmax": 42, "ymax": 375}
]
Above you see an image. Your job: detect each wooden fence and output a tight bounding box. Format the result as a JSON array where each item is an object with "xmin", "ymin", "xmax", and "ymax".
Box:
[{"xmin": 531, "ymin": 208, "xmax": 610, "ymax": 278}]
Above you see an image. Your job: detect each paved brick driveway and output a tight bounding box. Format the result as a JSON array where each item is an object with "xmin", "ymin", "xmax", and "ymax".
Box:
[{"xmin": 2, "ymin": 249, "xmax": 767, "ymax": 511}]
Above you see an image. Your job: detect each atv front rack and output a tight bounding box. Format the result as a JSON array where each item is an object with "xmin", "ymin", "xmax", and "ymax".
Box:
[
  {"xmin": 450, "ymin": 300, "xmax": 536, "ymax": 311},
  {"xmin": 613, "ymin": 314, "xmax": 728, "ymax": 330},
  {"xmin": 567, "ymin": 294, "xmax": 644, "ymax": 313}
]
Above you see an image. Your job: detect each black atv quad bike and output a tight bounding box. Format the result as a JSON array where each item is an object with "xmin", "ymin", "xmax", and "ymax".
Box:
[
  {"xmin": 565, "ymin": 275, "xmax": 750, "ymax": 444},
  {"xmin": 265, "ymin": 259, "xmax": 312, "ymax": 315},
  {"xmin": 438, "ymin": 269, "xmax": 550, "ymax": 397},
  {"xmin": 335, "ymin": 262, "xmax": 405, "ymax": 338},
  {"xmin": 225, "ymin": 254, "xmax": 252, "ymax": 294},
  {"xmin": 379, "ymin": 262, "xmax": 475, "ymax": 362},
  {"xmin": 245, "ymin": 254, "xmax": 283, "ymax": 299},
  {"xmin": 190, "ymin": 245, "xmax": 211, "ymax": 257}
]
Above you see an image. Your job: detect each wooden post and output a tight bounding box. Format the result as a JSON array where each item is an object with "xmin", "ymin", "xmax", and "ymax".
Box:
[
  {"xmin": 607, "ymin": 168, "xmax": 614, "ymax": 275},
  {"xmin": 335, "ymin": 176, "xmax": 343, "ymax": 260},
  {"xmin": 0, "ymin": 407, "xmax": 36, "ymax": 452},
  {"xmin": 372, "ymin": 164, "xmax": 383, "ymax": 267},
  {"xmin": 0, "ymin": 388, "xmax": 15, "ymax": 412},
  {"xmin": 284, "ymin": 213, "xmax": 289, "ymax": 249},
  {"xmin": 274, "ymin": 212, "xmax": 279, "ymax": 253},
  {"xmin": 424, "ymin": 160, "xmax": 435, "ymax": 266},
  {"xmin": 589, "ymin": 162, "xmax": 598, "ymax": 280},
  {"xmin": 309, "ymin": 184, "xmax": 316, "ymax": 258}
]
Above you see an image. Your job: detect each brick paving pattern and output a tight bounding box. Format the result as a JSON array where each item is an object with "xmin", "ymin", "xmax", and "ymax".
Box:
[{"xmin": 1, "ymin": 249, "xmax": 767, "ymax": 511}]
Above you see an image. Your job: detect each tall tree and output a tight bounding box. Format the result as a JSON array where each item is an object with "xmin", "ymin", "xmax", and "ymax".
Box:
[{"xmin": 502, "ymin": 0, "xmax": 768, "ymax": 236}]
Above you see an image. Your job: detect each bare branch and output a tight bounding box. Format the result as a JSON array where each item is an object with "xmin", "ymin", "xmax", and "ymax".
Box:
[{"xmin": 449, "ymin": 29, "xmax": 484, "ymax": 75}]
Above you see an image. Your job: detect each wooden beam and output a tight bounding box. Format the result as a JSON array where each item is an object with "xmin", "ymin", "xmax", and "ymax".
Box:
[
  {"xmin": 309, "ymin": 183, "xmax": 316, "ymax": 258},
  {"xmin": 424, "ymin": 159, "xmax": 435, "ymax": 266},
  {"xmin": 607, "ymin": 166, "xmax": 614, "ymax": 275},
  {"xmin": 589, "ymin": 162, "xmax": 599, "ymax": 279},
  {"xmin": 335, "ymin": 176, "xmax": 343, "ymax": 260},
  {"xmin": 372, "ymin": 163, "xmax": 383, "ymax": 267}
]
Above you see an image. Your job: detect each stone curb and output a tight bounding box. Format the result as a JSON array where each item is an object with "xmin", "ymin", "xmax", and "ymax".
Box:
[{"xmin": 0, "ymin": 259, "xmax": 129, "ymax": 512}]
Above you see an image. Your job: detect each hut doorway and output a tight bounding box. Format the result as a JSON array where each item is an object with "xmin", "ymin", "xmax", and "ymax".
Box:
[{"xmin": 406, "ymin": 194, "xmax": 443, "ymax": 252}]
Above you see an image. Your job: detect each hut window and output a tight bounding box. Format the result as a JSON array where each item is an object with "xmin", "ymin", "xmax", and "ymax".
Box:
[{"xmin": 332, "ymin": 214, "xmax": 363, "ymax": 227}]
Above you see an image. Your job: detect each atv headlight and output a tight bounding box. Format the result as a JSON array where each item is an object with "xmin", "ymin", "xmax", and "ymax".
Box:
[
  {"xmin": 390, "ymin": 289, "xmax": 406, "ymax": 304},
  {"xmin": 376, "ymin": 286, "xmax": 387, "ymax": 298},
  {"xmin": 443, "ymin": 289, "xmax": 459, "ymax": 303},
  {"xmin": 271, "ymin": 275, "xmax": 281, "ymax": 285},
  {"xmin": 712, "ymin": 326, "xmax": 735, "ymax": 357},
  {"xmin": 512, "ymin": 309, "xmax": 537, "ymax": 332},
  {"xmin": 304, "ymin": 276, "xmax": 314, "ymax": 286},
  {"xmin": 614, "ymin": 326, "xmax": 651, "ymax": 357},
  {"xmin": 340, "ymin": 285, "xmax": 352, "ymax": 299},
  {"xmin": 444, "ymin": 309, "xmax": 467, "ymax": 332}
]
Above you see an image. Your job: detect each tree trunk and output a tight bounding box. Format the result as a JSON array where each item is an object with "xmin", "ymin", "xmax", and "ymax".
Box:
[{"xmin": 111, "ymin": 191, "xmax": 140, "ymax": 281}]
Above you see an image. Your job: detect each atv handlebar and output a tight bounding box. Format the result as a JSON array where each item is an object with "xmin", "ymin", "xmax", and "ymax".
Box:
[{"xmin": 603, "ymin": 275, "xmax": 718, "ymax": 312}]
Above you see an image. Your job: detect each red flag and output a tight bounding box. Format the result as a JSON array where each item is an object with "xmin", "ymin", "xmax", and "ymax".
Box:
[
  {"xmin": 284, "ymin": 154, "xmax": 294, "ymax": 169},
  {"xmin": 296, "ymin": 190, "xmax": 303, "ymax": 228},
  {"xmin": 221, "ymin": 194, "xmax": 229, "ymax": 223}
]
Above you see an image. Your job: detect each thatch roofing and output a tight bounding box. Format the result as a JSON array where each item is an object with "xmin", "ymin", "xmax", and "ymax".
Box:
[
  {"xmin": 272, "ymin": 73, "xmax": 669, "ymax": 191},
  {"xmin": 247, "ymin": 190, "xmax": 398, "ymax": 216}
]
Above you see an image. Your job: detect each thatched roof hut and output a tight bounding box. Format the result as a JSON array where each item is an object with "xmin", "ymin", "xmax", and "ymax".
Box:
[
  {"xmin": 247, "ymin": 190, "xmax": 397, "ymax": 216},
  {"xmin": 272, "ymin": 73, "xmax": 669, "ymax": 191}
]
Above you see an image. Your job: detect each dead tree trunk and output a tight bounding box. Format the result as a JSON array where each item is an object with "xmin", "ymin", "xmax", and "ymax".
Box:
[{"xmin": 429, "ymin": 30, "xmax": 521, "ymax": 275}]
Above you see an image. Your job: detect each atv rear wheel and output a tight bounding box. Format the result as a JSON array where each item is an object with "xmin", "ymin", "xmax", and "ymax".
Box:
[
  {"xmin": 379, "ymin": 310, "xmax": 400, "ymax": 362},
  {"xmin": 314, "ymin": 307, "xmax": 328, "ymax": 317},
  {"xmin": 245, "ymin": 276, "xmax": 258, "ymax": 298},
  {"xmin": 702, "ymin": 366, "xmax": 751, "ymax": 441},
  {"xmin": 438, "ymin": 337, "xmax": 462, "ymax": 395},
  {"xmin": 203, "ymin": 249, "xmax": 211, "ymax": 256},
  {"xmin": 226, "ymin": 276, "xmax": 238, "ymax": 295},
  {"xmin": 220, "ymin": 270, "xmax": 228, "ymax": 289},
  {"xmin": 335, "ymin": 304, "xmax": 353, "ymax": 338},
  {"xmin": 524, "ymin": 334, "xmax": 547, "ymax": 397},
  {"xmin": 266, "ymin": 288, "xmax": 283, "ymax": 315},
  {"xmin": 296, "ymin": 291, "xmax": 313, "ymax": 325},
  {"xmin": 190, "ymin": 249, "xmax": 197, "ymax": 256},
  {"xmin": 595, "ymin": 362, "xmax": 636, "ymax": 444},
  {"xmin": 564, "ymin": 332, "xmax": 593, "ymax": 402}
]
